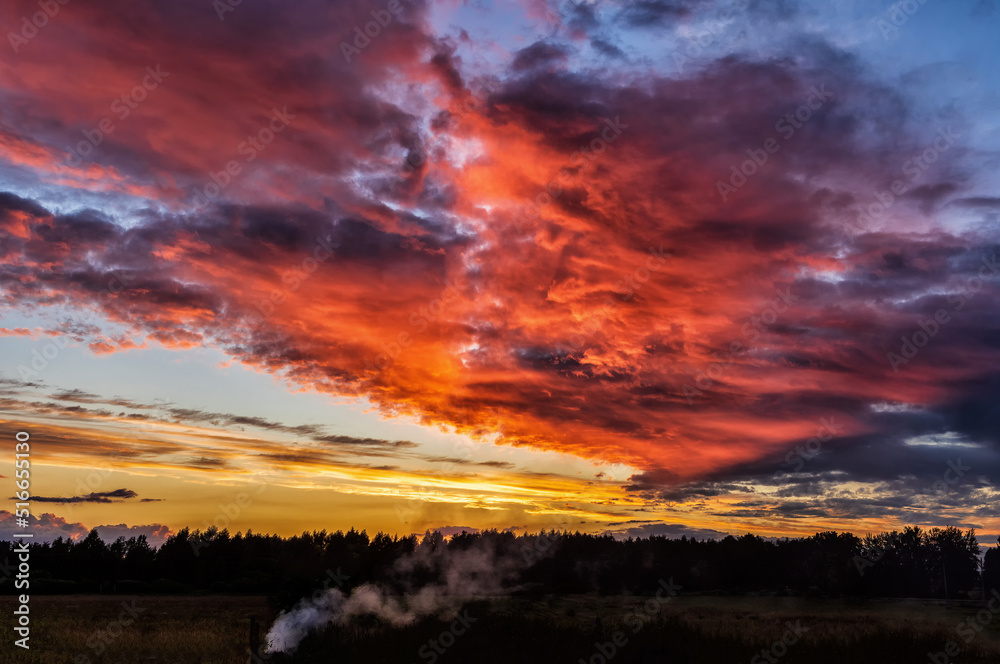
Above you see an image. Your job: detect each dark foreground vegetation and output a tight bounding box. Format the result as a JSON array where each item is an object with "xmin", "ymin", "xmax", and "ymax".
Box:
[
  {"xmin": 2, "ymin": 595, "xmax": 999, "ymax": 664},
  {"xmin": 2, "ymin": 525, "xmax": 997, "ymax": 600},
  {"xmin": 1, "ymin": 526, "xmax": 998, "ymax": 663},
  {"xmin": 276, "ymin": 596, "xmax": 1000, "ymax": 664}
]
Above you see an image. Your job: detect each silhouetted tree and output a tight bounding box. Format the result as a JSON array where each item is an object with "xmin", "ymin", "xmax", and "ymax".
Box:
[
  {"xmin": 983, "ymin": 536, "xmax": 1000, "ymax": 595},
  {"xmin": 0, "ymin": 525, "xmax": 984, "ymax": 599}
]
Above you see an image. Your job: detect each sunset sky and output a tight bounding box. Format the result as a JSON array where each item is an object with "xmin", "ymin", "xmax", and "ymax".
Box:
[{"xmin": 1, "ymin": 0, "xmax": 999, "ymax": 547}]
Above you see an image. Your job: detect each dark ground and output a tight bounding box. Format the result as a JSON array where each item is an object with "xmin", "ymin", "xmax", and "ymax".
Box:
[{"xmin": 2, "ymin": 594, "xmax": 999, "ymax": 663}]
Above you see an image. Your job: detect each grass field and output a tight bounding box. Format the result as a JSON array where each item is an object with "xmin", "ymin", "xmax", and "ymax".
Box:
[
  {"xmin": 0, "ymin": 595, "xmax": 273, "ymax": 663},
  {"xmin": 1, "ymin": 595, "xmax": 999, "ymax": 663}
]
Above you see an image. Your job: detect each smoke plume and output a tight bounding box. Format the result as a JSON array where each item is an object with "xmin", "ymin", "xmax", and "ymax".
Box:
[{"xmin": 265, "ymin": 530, "xmax": 535, "ymax": 653}]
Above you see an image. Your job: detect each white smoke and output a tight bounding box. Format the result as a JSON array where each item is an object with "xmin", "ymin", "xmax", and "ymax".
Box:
[
  {"xmin": 265, "ymin": 531, "xmax": 535, "ymax": 654},
  {"xmin": 265, "ymin": 584, "xmax": 415, "ymax": 653}
]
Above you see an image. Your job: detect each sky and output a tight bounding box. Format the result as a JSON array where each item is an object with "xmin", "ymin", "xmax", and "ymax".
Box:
[{"xmin": 1, "ymin": 0, "xmax": 999, "ymax": 547}]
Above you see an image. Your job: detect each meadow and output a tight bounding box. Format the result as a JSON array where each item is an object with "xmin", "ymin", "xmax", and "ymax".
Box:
[{"xmin": 2, "ymin": 594, "xmax": 999, "ymax": 664}]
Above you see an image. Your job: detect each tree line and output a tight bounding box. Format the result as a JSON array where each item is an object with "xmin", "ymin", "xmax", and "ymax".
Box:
[{"xmin": 1, "ymin": 525, "xmax": 997, "ymax": 601}]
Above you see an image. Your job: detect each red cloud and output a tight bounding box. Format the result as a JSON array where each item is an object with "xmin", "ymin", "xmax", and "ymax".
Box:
[{"xmin": 0, "ymin": 0, "xmax": 998, "ymax": 499}]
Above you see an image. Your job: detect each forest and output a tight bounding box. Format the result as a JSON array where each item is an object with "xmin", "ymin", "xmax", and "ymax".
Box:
[{"xmin": 2, "ymin": 525, "xmax": 996, "ymax": 604}]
